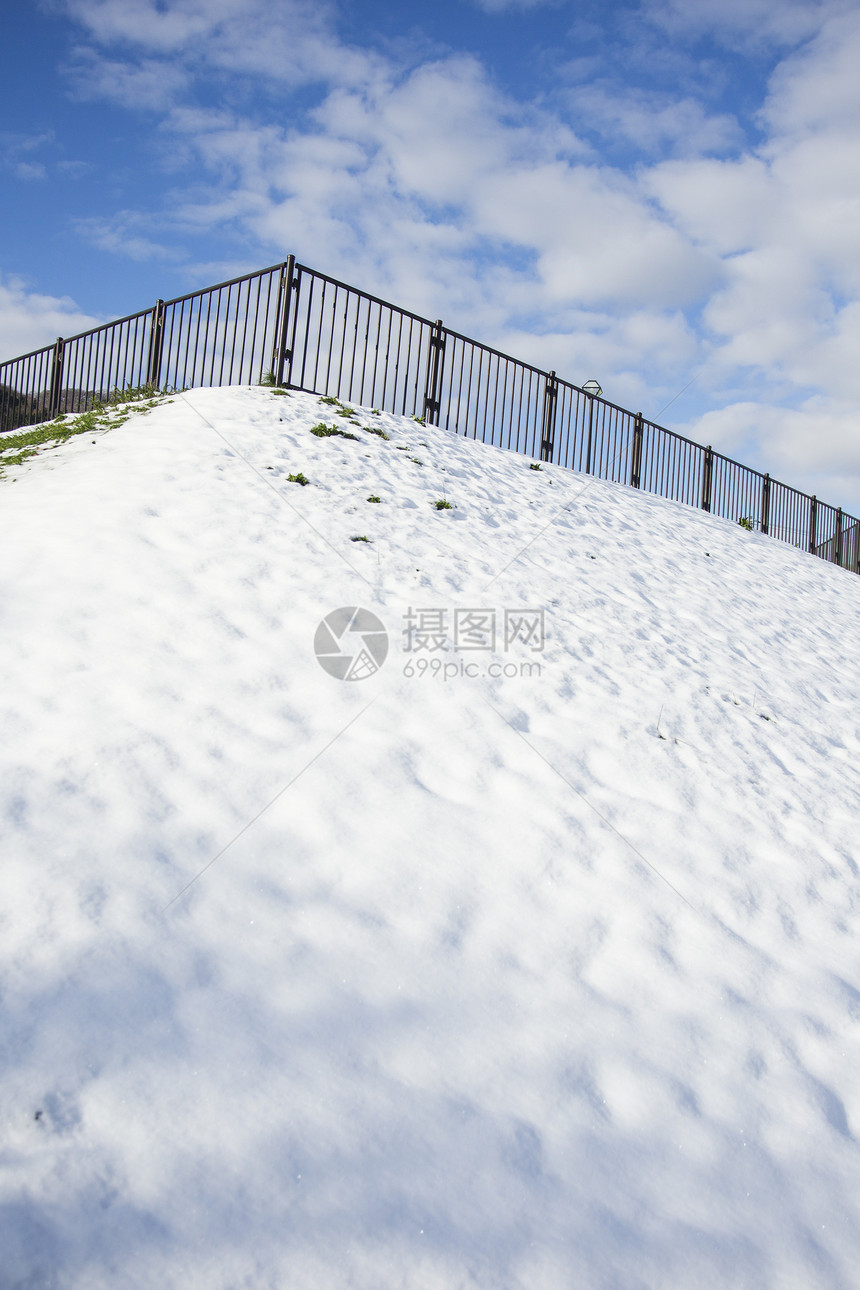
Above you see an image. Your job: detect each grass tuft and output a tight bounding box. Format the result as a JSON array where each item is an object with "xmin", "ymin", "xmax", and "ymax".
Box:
[
  {"xmin": 0, "ymin": 384, "xmax": 167, "ymax": 478},
  {"xmin": 310, "ymin": 422, "xmax": 359, "ymax": 441}
]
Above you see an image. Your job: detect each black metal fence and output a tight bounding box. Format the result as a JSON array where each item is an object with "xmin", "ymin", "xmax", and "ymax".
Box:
[{"xmin": 2, "ymin": 257, "xmax": 858, "ymax": 574}]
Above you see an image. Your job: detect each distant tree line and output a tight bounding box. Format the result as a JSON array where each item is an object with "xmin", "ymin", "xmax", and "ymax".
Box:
[{"xmin": 0, "ymin": 385, "xmax": 100, "ymax": 433}]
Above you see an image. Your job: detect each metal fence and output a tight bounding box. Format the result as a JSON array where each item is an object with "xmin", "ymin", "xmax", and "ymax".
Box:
[{"xmin": 2, "ymin": 256, "xmax": 858, "ymax": 575}]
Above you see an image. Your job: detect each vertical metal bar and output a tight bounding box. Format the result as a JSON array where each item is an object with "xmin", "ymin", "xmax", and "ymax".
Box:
[
  {"xmin": 270, "ymin": 265, "xmax": 286, "ymax": 382},
  {"xmin": 585, "ymin": 394, "xmax": 595, "ymax": 474},
  {"xmin": 422, "ymin": 319, "xmax": 445, "ymax": 425},
  {"xmin": 368, "ymin": 303, "xmax": 383, "ymax": 408},
  {"xmin": 335, "ymin": 287, "xmax": 349, "ymax": 398},
  {"xmin": 320, "ymin": 282, "xmax": 334, "ymax": 393},
  {"xmin": 515, "ymin": 367, "xmax": 526, "ymax": 455},
  {"xmin": 401, "ymin": 315, "xmax": 415, "ymax": 416},
  {"xmin": 105, "ymin": 314, "xmax": 117, "ymax": 399},
  {"xmin": 630, "ymin": 413, "xmax": 643, "ymax": 488},
  {"xmin": 490, "ymin": 355, "xmax": 501, "ymax": 446},
  {"xmin": 835, "ymin": 508, "xmax": 843, "ymax": 566},
  {"xmin": 359, "ymin": 299, "xmax": 373, "ymax": 407},
  {"xmin": 297, "ymin": 268, "xmax": 314, "ymax": 391},
  {"xmin": 49, "ymin": 337, "xmax": 65, "ymax": 417},
  {"xmin": 229, "ymin": 280, "xmax": 243, "ymax": 383},
  {"xmin": 541, "ymin": 371, "xmax": 557, "ymax": 462},
  {"xmin": 700, "ymin": 444, "xmax": 713, "ymax": 512},
  {"xmin": 218, "ymin": 283, "xmax": 233, "ymax": 386},
  {"xmin": 244, "ymin": 272, "xmax": 261, "ymax": 383},
  {"xmin": 347, "ymin": 293, "xmax": 363, "ymax": 403},
  {"xmin": 808, "ymin": 496, "xmax": 818, "ymax": 555},
  {"xmin": 146, "ymin": 300, "xmax": 166, "ymax": 387},
  {"xmin": 760, "ymin": 473, "xmax": 771, "ymax": 535}
]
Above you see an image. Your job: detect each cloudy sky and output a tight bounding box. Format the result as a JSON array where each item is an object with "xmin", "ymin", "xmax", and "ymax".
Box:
[{"xmin": 3, "ymin": 0, "xmax": 860, "ymax": 510}]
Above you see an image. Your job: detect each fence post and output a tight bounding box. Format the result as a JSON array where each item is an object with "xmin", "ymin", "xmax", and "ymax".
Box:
[
  {"xmin": 272, "ymin": 255, "xmax": 297, "ymax": 387},
  {"xmin": 146, "ymin": 300, "xmax": 165, "ymax": 388},
  {"xmin": 835, "ymin": 508, "xmax": 843, "ymax": 566},
  {"xmin": 630, "ymin": 412, "xmax": 643, "ymax": 488},
  {"xmin": 585, "ymin": 393, "xmax": 595, "ymax": 474},
  {"xmin": 808, "ymin": 495, "xmax": 818, "ymax": 555},
  {"xmin": 422, "ymin": 320, "xmax": 445, "ymax": 425},
  {"xmin": 541, "ymin": 371, "xmax": 557, "ymax": 461},
  {"xmin": 760, "ymin": 473, "xmax": 771, "ymax": 536},
  {"xmin": 49, "ymin": 337, "xmax": 65, "ymax": 418},
  {"xmin": 701, "ymin": 445, "xmax": 713, "ymax": 512}
]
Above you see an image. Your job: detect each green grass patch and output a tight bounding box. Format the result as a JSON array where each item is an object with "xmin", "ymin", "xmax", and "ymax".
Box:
[
  {"xmin": 310, "ymin": 422, "xmax": 359, "ymax": 441},
  {"xmin": 0, "ymin": 384, "xmax": 167, "ymax": 478}
]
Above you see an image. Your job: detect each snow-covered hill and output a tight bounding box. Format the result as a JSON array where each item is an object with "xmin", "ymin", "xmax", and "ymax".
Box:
[{"xmin": 2, "ymin": 386, "xmax": 860, "ymax": 1290}]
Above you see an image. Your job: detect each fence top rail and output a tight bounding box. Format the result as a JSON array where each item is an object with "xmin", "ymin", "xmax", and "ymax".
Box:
[
  {"xmin": 162, "ymin": 262, "xmax": 287, "ymax": 310},
  {"xmin": 441, "ymin": 326, "xmax": 551, "ymax": 380},
  {"xmin": 294, "ymin": 262, "xmax": 437, "ymax": 328},
  {"xmin": 0, "ymin": 263, "xmax": 290, "ymax": 372},
  {"xmin": 1, "ymin": 255, "xmax": 859, "ymax": 535},
  {"xmin": 0, "ymin": 342, "xmax": 54, "ymax": 370},
  {"xmin": 815, "ymin": 498, "xmax": 852, "ymax": 519},
  {"xmin": 0, "ymin": 305, "xmax": 156, "ymax": 369}
]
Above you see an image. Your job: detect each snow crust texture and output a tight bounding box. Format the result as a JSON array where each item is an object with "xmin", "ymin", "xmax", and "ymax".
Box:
[{"xmin": 2, "ymin": 387, "xmax": 860, "ymax": 1290}]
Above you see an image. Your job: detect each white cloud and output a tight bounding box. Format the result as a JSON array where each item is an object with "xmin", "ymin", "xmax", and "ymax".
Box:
[
  {"xmin": 642, "ymin": 0, "xmax": 849, "ymax": 50},
  {"xmin": 686, "ymin": 397, "xmax": 860, "ymax": 508},
  {"xmin": 645, "ymin": 156, "xmax": 775, "ymax": 255},
  {"xmin": 470, "ymin": 0, "xmax": 560, "ymax": 11},
  {"xmin": 61, "ymin": 0, "xmax": 381, "ymax": 88},
  {"xmin": 1, "ymin": 131, "xmax": 55, "ymax": 181},
  {"xmin": 761, "ymin": 6, "xmax": 860, "ymax": 138},
  {"xmin": 66, "ymin": 46, "xmax": 189, "ymax": 108},
  {"xmin": 0, "ymin": 278, "xmax": 101, "ymax": 361},
  {"xmin": 15, "ymin": 162, "xmax": 47, "ymax": 181},
  {"xmin": 75, "ymin": 212, "xmax": 187, "ymax": 261},
  {"xmin": 146, "ymin": 54, "xmax": 714, "ymax": 321},
  {"xmin": 647, "ymin": 5, "xmax": 860, "ymax": 421},
  {"xmin": 564, "ymin": 86, "xmax": 741, "ymax": 158},
  {"xmin": 38, "ymin": 0, "xmax": 860, "ymax": 510}
]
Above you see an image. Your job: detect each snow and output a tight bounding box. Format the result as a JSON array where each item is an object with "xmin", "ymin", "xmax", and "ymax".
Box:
[{"xmin": 1, "ymin": 385, "xmax": 860, "ymax": 1289}]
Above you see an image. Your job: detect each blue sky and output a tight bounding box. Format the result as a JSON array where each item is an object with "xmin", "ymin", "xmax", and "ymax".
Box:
[{"xmin": 3, "ymin": 0, "xmax": 860, "ymax": 509}]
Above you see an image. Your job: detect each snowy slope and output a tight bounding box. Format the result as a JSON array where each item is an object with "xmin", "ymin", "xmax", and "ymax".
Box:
[{"xmin": 2, "ymin": 386, "xmax": 860, "ymax": 1290}]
